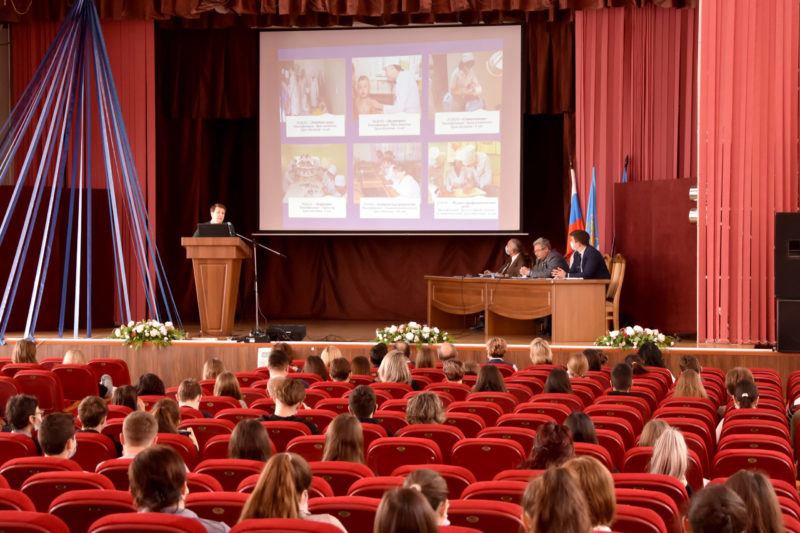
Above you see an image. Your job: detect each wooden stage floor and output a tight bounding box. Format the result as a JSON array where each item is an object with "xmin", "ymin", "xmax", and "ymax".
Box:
[{"xmin": 0, "ymin": 319, "xmax": 789, "ymax": 389}]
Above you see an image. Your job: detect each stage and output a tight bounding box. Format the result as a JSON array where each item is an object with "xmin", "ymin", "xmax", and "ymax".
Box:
[{"xmin": 0, "ymin": 320, "xmax": 794, "ymax": 390}]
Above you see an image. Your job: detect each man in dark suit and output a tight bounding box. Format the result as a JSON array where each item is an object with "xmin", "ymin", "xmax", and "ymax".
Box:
[
  {"xmin": 520, "ymin": 237, "xmax": 569, "ymax": 278},
  {"xmin": 484, "ymin": 238, "xmax": 531, "ymax": 278},
  {"xmin": 552, "ymin": 229, "xmax": 610, "ymax": 280}
]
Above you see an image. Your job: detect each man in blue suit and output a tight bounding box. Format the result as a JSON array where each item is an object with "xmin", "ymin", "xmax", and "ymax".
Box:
[{"xmin": 552, "ymin": 229, "xmax": 610, "ymax": 280}]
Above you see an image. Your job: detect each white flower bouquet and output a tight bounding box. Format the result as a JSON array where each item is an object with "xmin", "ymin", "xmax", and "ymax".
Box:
[
  {"xmin": 595, "ymin": 325, "xmax": 674, "ymax": 349},
  {"xmin": 375, "ymin": 321, "xmax": 453, "ymax": 346},
  {"xmin": 109, "ymin": 319, "xmax": 186, "ymax": 349}
]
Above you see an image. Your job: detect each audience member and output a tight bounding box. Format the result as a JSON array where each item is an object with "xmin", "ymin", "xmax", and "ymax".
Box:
[
  {"xmin": 402, "ymin": 468, "xmax": 450, "ymax": 526},
  {"xmin": 638, "ymin": 419, "xmax": 669, "ymax": 447},
  {"xmin": 369, "ymin": 343, "xmax": 389, "ymax": 368},
  {"xmin": 725, "ymin": 470, "xmax": 785, "ymax": 533},
  {"xmin": 112, "ymin": 385, "xmax": 144, "ymax": 411},
  {"xmin": 329, "ymin": 358, "xmax": 351, "ymax": 382},
  {"xmin": 687, "ymin": 484, "xmax": 747, "ymax": 533},
  {"xmin": 268, "ymin": 350, "xmax": 308, "ymax": 389},
  {"xmin": 39, "ymin": 413, "xmax": 77, "ymax": 458},
  {"xmin": 135, "ymin": 373, "xmax": 166, "ymax": 396},
  {"xmin": 564, "ymin": 412, "xmax": 598, "ymax": 444},
  {"xmin": 129, "ymin": 445, "xmax": 230, "ymax": 532},
  {"xmin": 374, "ymin": 488, "xmax": 438, "ymax": 533},
  {"xmin": 521, "ymin": 466, "xmax": 591, "ymax": 533},
  {"xmin": 152, "ymin": 399, "xmax": 198, "ymax": 450},
  {"xmin": 272, "ymin": 342, "xmax": 294, "ymax": 360},
  {"xmin": 679, "ymin": 354, "xmax": 702, "ymax": 374},
  {"xmin": 486, "ymin": 336, "xmax": 517, "ymax": 371},
  {"xmin": 64, "ymin": 349, "xmax": 112, "ymax": 397},
  {"xmin": 203, "ymin": 358, "xmax": 225, "ymax": 380},
  {"xmin": 724, "ymin": 367, "xmax": 754, "ymax": 398},
  {"xmin": 177, "ymin": 378, "xmax": 211, "ymax": 418},
  {"xmin": 260, "ymin": 378, "xmax": 320, "ymax": 434},
  {"xmin": 320, "ymin": 345, "xmax": 342, "ymax": 367},
  {"xmin": 471, "ymin": 364, "xmax": 507, "ymax": 393},
  {"xmin": 415, "ymin": 346, "xmax": 436, "ymax": 369},
  {"xmin": 673, "ymin": 369, "xmax": 708, "ymax": 399},
  {"xmin": 12, "ymin": 339, "xmax": 37, "ymax": 364},
  {"xmin": 716, "ymin": 379, "xmax": 759, "ymax": 440},
  {"xmin": 529, "ymin": 337, "xmax": 553, "ymax": 365},
  {"xmin": 563, "ymin": 455, "xmax": 616, "ymax": 531},
  {"xmin": 463, "ymin": 361, "xmax": 480, "ymax": 376},
  {"xmin": 351, "ymin": 355, "xmax": 372, "ymax": 377},
  {"xmin": 348, "ymin": 385, "xmax": 391, "ymax": 434},
  {"xmin": 121, "ymin": 410, "xmax": 158, "ymax": 457},
  {"xmin": 378, "ymin": 350, "xmax": 418, "ymax": 390},
  {"xmin": 437, "ymin": 342, "xmax": 457, "ymax": 362},
  {"xmin": 610, "ymin": 363, "xmax": 633, "ymax": 394},
  {"xmin": 649, "ymin": 427, "xmax": 691, "ymax": 495},
  {"xmin": 583, "ymin": 348, "xmax": 607, "ymax": 371},
  {"xmin": 77, "ymin": 395, "xmax": 121, "ymax": 455},
  {"xmin": 442, "ymin": 359, "xmax": 464, "ymax": 383},
  {"xmin": 406, "ymin": 392, "xmax": 446, "ymax": 425},
  {"xmin": 544, "ymin": 368, "xmax": 573, "ymax": 394},
  {"xmin": 519, "ymin": 421, "xmax": 574, "ymax": 469},
  {"xmin": 624, "ymin": 354, "xmax": 648, "ymax": 375},
  {"xmin": 214, "ymin": 371, "xmax": 247, "ymax": 408},
  {"xmin": 229, "ymin": 419, "xmax": 272, "ymax": 462},
  {"xmin": 303, "ymin": 355, "xmax": 330, "ymax": 381},
  {"xmin": 239, "ymin": 453, "xmax": 346, "ymax": 531},
  {"xmin": 322, "ymin": 413, "xmax": 364, "ymax": 463},
  {"xmin": 393, "ymin": 340, "xmax": 411, "ymax": 359},
  {"xmin": 638, "ymin": 342, "xmax": 668, "ymax": 371},
  {"xmin": 566, "ymin": 353, "xmax": 588, "ymax": 378},
  {"xmin": 6, "ymin": 394, "xmax": 42, "ymax": 454}
]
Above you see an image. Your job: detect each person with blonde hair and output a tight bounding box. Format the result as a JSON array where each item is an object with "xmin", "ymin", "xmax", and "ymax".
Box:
[
  {"xmin": 378, "ymin": 350, "xmax": 416, "ymax": 388},
  {"xmin": 238, "ymin": 453, "xmax": 346, "ymax": 531},
  {"xmin": 673, "ymin": 369, "xmax": 708, "ymax": 399},
  {"xmin": 521, "ymin": 466, "xmax": 591, "ymax": 533},
  {"xmin": 528, "ymin": 337, "xmax": 552, "ymax": 365},
  {"xmin": 62, "ymin": 349, "xmax": 86, "ymax": 365},
  {"xmin": 320, "ymin": 345, "xmax": 342, "ymax": 367},
  {"xmin": 649, "ymin": 427, "xmax": 690, "ymax": 494},
  {"xmin": 203, "ymin": 358, "xmax": 225, "ymax": 380},
  {"xmin": 563, "ymin": 455, "xmax": 616, "ymax": 531},
  {"xmin": 638, "ymin": 419, "xmax": 669, "ymax": 447},
  {"xmin": 406, "ymin": 392, "xmax": 446, "ymax": 425},
  {"xmin": 321, "ymin": 413, "xmax": 364, "ymax": 464},
  {"xmin": 403, "ymin": 468, "xmax": 450, "ymax": 526},
  {"xmin": 374, "ymin": 488, "xmax": 439, "ymax": 533},
  {"xmin": 213, "ymin": 371, "xmax": 247, "ymax": 408},
  {"xmin": 725, "ymin": 470, "xmax": 785, "ymax": 533},
  {"xmin": 12, "ymin": 339, "xmax": 37, "ymax": 364},
  {"xmin": 486, "ymin": 336, "xmax": 517, "ymax": 371},
  {"xmin": 566, "ymin": 353, "xmax": 588, "ymax": 378}
]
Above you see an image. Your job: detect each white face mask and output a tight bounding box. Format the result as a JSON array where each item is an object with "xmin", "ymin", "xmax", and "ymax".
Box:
[
  {"xmin": 68, "ymin": 440, "xmax": 77, "ymax": 459},
  {"xmin": 298, "ymin": 490, "xmax": 309, "ymax": 514},
  {"xmin": 505, "ymin": 246, "xmax": 511, "ymax": 256},
  {"xmin": 570, "ymin": 241, "xmax": 578, "ymax": 252}
]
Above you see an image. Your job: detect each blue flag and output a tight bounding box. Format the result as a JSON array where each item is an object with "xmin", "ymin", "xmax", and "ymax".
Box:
[{"xmin": 586, "ymin": 167, "xmax": 599, "ymax": 249}]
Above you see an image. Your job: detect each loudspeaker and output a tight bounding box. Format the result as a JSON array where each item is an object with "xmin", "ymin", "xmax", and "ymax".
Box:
[
  {"xmin": 777, "ymin": 300, "xmax": 800, "ymax": 352},
  {"xmin": 267, "ymin": 325, "xmax": 307, "ymax": 341},
  {"xmin": 775, "ymin": 212, "xmax": 800, "ymax": 299}
]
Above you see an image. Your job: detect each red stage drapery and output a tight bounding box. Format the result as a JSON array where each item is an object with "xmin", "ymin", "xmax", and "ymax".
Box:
[
  {"xmin": 698, "ymin": 0, "xmax": 799, "ymax": 344},
  {"xmin": 575, "ymin": 4, "xmax": 697, "ymax": 252}
]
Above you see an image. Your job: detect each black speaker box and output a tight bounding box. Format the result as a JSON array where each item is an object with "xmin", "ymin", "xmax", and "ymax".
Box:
[
  {"xmin": 267, "ymin": 325, "xmax": 307, "ymax": 341},
  {"xmin": 777, "ymin": 299, "xmax": 800, "ymax": 352},
  {"xmin": 775, "ymin": 212, "xmax": 800, "ymax": 299}
]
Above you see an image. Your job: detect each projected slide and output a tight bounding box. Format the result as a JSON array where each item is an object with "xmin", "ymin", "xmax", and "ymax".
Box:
[{"xmin": 259, "ymin": 26, "xmax": 522, "ymax": 233}]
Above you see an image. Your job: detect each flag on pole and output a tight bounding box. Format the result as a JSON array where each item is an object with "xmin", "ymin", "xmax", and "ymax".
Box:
[
  {"xmin": 586, "ymin": 167, "xmax": 599, "ymax": 249},
  {"xmin": 566, "ymin": 164, "xmax": 585, "ymax": 260},
  {"xmin": 621, "ymin": 155, "xmax": 629, "ymax": 183}
]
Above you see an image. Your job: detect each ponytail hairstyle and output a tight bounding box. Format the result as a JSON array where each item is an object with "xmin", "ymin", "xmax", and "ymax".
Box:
[
  {"xmin": 151, "ymin": 399, "xmax": 181, "ymax": 434},
  {"xmin": 322, "ymin": 413, "xmax": 365, "ymax": 464},
  {"xmin": 374, "ymin": 488, "xmax": 439, "ymax": 533},
  {"xmin": 733, "ymin": 379, "xmax": 759, "ymax": 409},
  {"xmin": 521, "ymin": 466, "xmax": 592, "ymax": 533},
  {"xmin": 239, "ymin": 452, "xmax": 312, "ymax": 521},
  {"xmin": 403, "ymin": 468, "xmax": 448, "ymax": 516}
]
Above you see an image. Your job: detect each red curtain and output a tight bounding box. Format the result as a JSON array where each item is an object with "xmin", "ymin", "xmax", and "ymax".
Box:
[
  {"xmin": 575, "ymin": 5, "xmax": 697, "ymax": 252},
  {"xmin": 698, "ymin": 0, "xmax": 799, "ymax": 344}
]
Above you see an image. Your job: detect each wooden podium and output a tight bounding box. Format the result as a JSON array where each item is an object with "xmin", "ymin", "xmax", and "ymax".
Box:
[{"xmin": 182, "ymin": 237, "xmax": 251, "ymax": 337}]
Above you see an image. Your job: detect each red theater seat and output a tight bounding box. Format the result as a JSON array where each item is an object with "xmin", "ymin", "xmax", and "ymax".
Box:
[
  {"xmin": 461, "ymin": 480, "xmax": 528, "ymax": 504},
  {"xmin": 53, "ymin": 364, "xmax": 100, "ymax": 403},
  {"xmin": 370, "ymin": 382, "xmax": 413, "ymax": 399},
  {"xmin": 261, "ymin": 421, "xmax": 312, "ymax": 452},
  {"xmin": 214, "ymin": 408, "xmax": 269, "ymax": 424},
  {"xmin": 156, "ymin": 433, "xmax": 200, "ymax": 470},
  {"xmin": 231, "ymin": 519, "xmax": 345, "ymax": 532},
  {"xmin": 179, "ymin": 418, "xmax": 235, "ymax": 451},
  {"xmin": 0, "ymin": 457, "xmax": 81, "ymax": 490},
  {"xmin": 0, "ymin": 376, "xmax": 22, "ymax": 411},
  {"xmin": 308, "ymin": 461, "xmax": 374, "ymax": 496},
  {"xmin": 493, "ymin": 469, "xmax": 543, "ymax": 482},
  {"xmin": 615, "ymin": 488, "xmax": 681, "ymax": 533},
  {"xmin": 309, "ymin": 381, "xmax": 355, "ymax": 398},
  {"xmin": 186, "ymin": 472, "xmax": 224, "ymax": 493},
  {"xmin": 0, "ymin": 433, "xmax": 38, "ymax": 465},
  {"xmin": 295, "ymin": 409, "xmax": 337, "ymax": 432},
  {"xmin": 370, "ymin": 411, "xmax": 409, "ymax": 435},
  {"xmin": 0, "ymin": 487, "xmax": 35, "ymax": 511},
  {"xmin": 88, "ymin": 512, "xmax": 206, "ymax": 532},
  {"xmin": 0, "ymin": 510, "xmax": 69, "ymax": 533},
  {"xmin": 573, "ymin": 442, "xmax": 614, "ymax": 471},
  {"xmin": 530, "ymin": 392, "xmax": 584, "ymax": 412},
  {"xmin": 586, "ymin": 403, "xmax": 644, "ymax": 436},
  {"xmin": 307, "ymin": 496, "xmax": 380, "ymax": 533},
  {"xmin": 395, "ymin": 424, "xmax": 465, "ymax": 462},
  {"xmin": 712, "ymin": 448, "xmax": 796, "ymax": 486},
  {"xmin": 612, "ymin": 503, "xmax": 668, "ymax": 533},
  {"xmin": 443, "ymin": 412, "xmax": 485, "ymax": 437},
  {"xmin": 450, "ymin": 438, "xmax": 526, "ymax": 481},
  {"xmin": 15, "ymin": 370, "xmax": 67, "ymax": 414},
  {"xmin": 447, "ymin": 499, "xmax": 525, "ymax": 533},
  {"xmin": 199, "ymin": 396, "xmax": 242, "ymax": 416},
  {"xmin": 465, "ymin": 392, "xmax": 518, "ymax": 413},
  {"xmin": 392, "ymin": 463, "xmax": 477, "ymax": 501},
  {"xmin": 513, "ymin": 401, "xmax": 571, "ymax": 423},
  {"xmin": 611, "ymin": 473, "xmax": 689, "ymax": 511},
  {"xmin": 595, "ymin": 394, "xmax": 651, "ymax": 420},
  {"xmin": 347, "ymin": 476, "xmax": 405, "ymax": 498},
  {"xmin": 286, "ymin": 434, "xmax": 327, "ymax": 463},
  {"xmin": 367, "ymin": 437, "xmax": 442, "ymax": 476},
  {"xmin": 193, "ymin": 459, "xmax": 266, "ymax": 491},
  {"xmin": 314, "ymin": 398, "xmax": 350, "ymax": 415},
  {"xmin": 477, "ymin": 426, "xmax": 537, "ymax": 456},
  {"xmin": 21, "ymin": 471, "xmax": 114, "ymax": 512},
  {"xmin": 73, "ymin": 432, "xmax": 118, "ymax": 472},
  {"xmin": 496, "ymin": 412, "xmax": 556, "ymax": 431},
  {"xmin": 185, "ymin": 491, "xmax": 249, "ymax": 527},
  {"xmin": 87, "ymin": 358, "xmax": 130, "ymax": 386},
  {"xmin": 50, "ymin": 489, "xmax": 136, "ymax": 533},
  {"xmin": 95, "ymin": 457, "xmax": 134, "ymax": 490}
]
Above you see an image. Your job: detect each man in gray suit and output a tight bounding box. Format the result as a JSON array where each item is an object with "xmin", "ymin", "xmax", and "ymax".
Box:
[{"xmin": 520, "ymin": 237, "xmax": 568, "ymax": 278}]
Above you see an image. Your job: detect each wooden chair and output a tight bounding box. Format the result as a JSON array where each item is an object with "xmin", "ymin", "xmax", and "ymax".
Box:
[{"xmin": 606, "ymin": 253, "xmax": 626, "ymax": 331}]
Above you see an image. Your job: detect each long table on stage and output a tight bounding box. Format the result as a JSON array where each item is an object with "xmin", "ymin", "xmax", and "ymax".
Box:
[{"xmin": 425, "ymin": 276, "xmax": 609, "ymax": 343}]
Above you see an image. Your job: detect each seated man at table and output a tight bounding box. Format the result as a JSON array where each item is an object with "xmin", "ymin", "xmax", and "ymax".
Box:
[
  {"xmin": 520, "ymin": 237, "xmax": 568, "ymax": 279},
  {"xmin": 552, "ymin": 229, "xmax": 610, "ymax": 280},
  {"xmin": 483, "ymin": 238, "xmax": 531, "ymax": 278}
]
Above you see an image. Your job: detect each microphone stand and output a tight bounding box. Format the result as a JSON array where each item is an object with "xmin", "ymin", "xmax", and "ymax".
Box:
[{"xmin": 236, "ymin": 233, "xmax": 286, "ymax": 338}]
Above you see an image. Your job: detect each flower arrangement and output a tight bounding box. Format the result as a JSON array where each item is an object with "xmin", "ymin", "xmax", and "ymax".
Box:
[
  {"xmin": 375, "ymin": 322, "xmax": 453, "ymax": 346},
  {"xmin": 595, "ymin": 325, "xmax": 674, "ymax": 349},
  {"xmin": 109, "ymin": 319, "xmax": 186, "ymax": 349}
]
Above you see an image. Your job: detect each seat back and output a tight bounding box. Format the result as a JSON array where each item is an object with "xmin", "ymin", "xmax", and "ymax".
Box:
[
  {"xmin": 309, "ymin": 381, "xmax": 355, "ymax": 398},
  {"xmin": 73, "ymin": 432, "xmax": 119, "ymax": 472},
  {"xmin": 1, "ymin": 363, "xmax": 45, "ymax": 378},
  {"xmin": 199, "ymin": 396, "xmax": 242, "ymax": 416},
  {"xmin": 612, "ymin": 503, "xmax": 668, "ymax": 533},
  {"xmin": 412, "ymin": 368, "xmax": 446, "ymax": 383},
  {"xmin": 0, "ymin": 510, "xmax": 70, "ymax": 533},
  {"xmin": 88, "ymin": 512, "xmax": 207, "ymax": 532},
  {"xmin": 261, "ymin": 421, "xmax": 312, "ymax": 452},
  {"xmin": 496, "ymin": 412, "xmax": 556, "ymax": 432},
  {"xmin": 87, "ymin": 358, "xmax": 131, "ymax": 386},
  {"xmin": 611, "ymin": 473, "xmax": 689, "ymax": 511},
  {"xmin": 194, "ymin": 459, "xmax": 266, "ymax": 491},
  {"xmin": 461, "ymin": 480, "xmax": 529, "ymax": 504},
  {"xmin": 347, "ymin": 476, "xmax": 405, "ymax": 498},
  {"xmin": 532, "ymin": 392, "xmax": 584, "ymax": 412},
  {"xmin": 447, "ymin": 499, "xmax": 525, "ymax": 533},
  {"xmin": 585, "ymin": 403, "xmax": 644, "ymax": 436},
  {"xmin": 295, "ymin": 409, "xmax": 337, "ymax": 432},
  {"xmin": 450, "ymin": 438, "xmax": 526, "ymax": 481},
  {"xmin": 370, "ymin": 411, "xmax": 409, "ymax": 435},
  {"xmin": 15, "ymin": 370, "xmax": 65, "ymax": 414},
  {"xmin": 307, "ymin": 495, "xmax": 380, "ymax": 533},
  {"xmin": 0, "ymin": 487, "xmax": 35, "ymax": 511},
  {"xmin": 442, "ymin": 412, "xmax": 485, "ymax": 437},
  {"xmin": 395, "ymin": 424, "xmax": 465, "ymax": 462},
  {"xmin": 95, "ymin": 457, "xmax": 134, "ymax": 490},
  {"xmin": 477, "ymin": 427, "xmax": 537, "ymax": 456},
  {"xmin": 392, "ymin": 464, "xmax": 477, "ymax": 501},
  {"xmin": 21, "ymin": 471, "xmax": 114, "ymax": 512},
  {"xmin": 185, "ymin": 491, "xmax": 249, "ymax": 528},
  {"xmin": 367, "ymin": 437, "xmax": 442, "ymax": 476},
  {"xmin": 285, "ymin": 434, "xmax": 327, "ymax": 463},
  {"xmin": 0, "ymin": 433, "xmax": 38, "ymax": 466},
  {"xmin": 49, "ymin": 489, "xmax": 135, "ymax": 533},
  {"xmin": 587, "ymin": 415, "xmax": 635, "ymax": 449},
  {"xmin": 155, "ymin": 433, "xmax": 200, "ymax": 470},
  {"xmin": 52, "ymin": 364, "xmax": 99, "ymax": 403},
  {"xmin": 214, "ymin": 408, "xmax": 269, "ymax": 424},
  {"xmin": 513, "ymin": 401, "xmax": 571, "ymax": 423},
  {"xmin": 573, "ymin": 442, "xmax": 614, "ymax": 471},
  {"xmin": 615, "ymin": 488, "xmax": 680, "ymax": 533},
  {"xmin": 178, "ymin": 418, "xmax": 235, "ymax": 451},
  {"xmin": 596, "ymin": 428, "xmax": 626, "ymax": 472},
  {"xmin": 0, "ymin": 457, "xmax": 82, "ymax": 490},
  {"xmin": 301, "ymin": 389, "xmax": 329, "ymax": 408},
  {"xmin": 231, "ymin": 518, "xmax": 346, "ymax": 532},
  {"xmin": 0, "ymin": 376, "xmax": 22, "ymax": 413},
  {"xmin": 465, "ymin": 392, "xmax": 518, "ymax": 414},
  {"xmin": 235, "ymin": 372, "xmax": 265, "ymax": 389},
  {"xmin": 369, "ymin": 382, "xmax": 413, "ymax": 399},
  {"xmin": 186, "ymin": 472, "xmax": 224, "ymax": 493},
  {"xmin": 307, "ymin": 461, "xmax": 375, "ymax": 496},
  {"xmin": 447, "ymin": 401, "xmax": 504, "ymax": 426},
  {"xmin": 712, "ymin": 448, "xmax": 796, "ymax": 486},
  {"xmin": 314, "ymin": 398, "xmax": 350, "ymax": 415}
]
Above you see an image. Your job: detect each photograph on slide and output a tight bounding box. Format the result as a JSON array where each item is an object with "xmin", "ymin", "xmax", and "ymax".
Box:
[
  {"xmin": 352, "ymin": 55, "xmax": 422, "ymax": 136},
  {"xmin": 280, "ymin": 58, "xmax": 346, "ymax": 138}
]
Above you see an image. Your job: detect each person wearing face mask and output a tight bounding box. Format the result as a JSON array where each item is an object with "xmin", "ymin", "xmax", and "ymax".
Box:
[
  {"xmin": 6, "ymin": 394, "xmax": 43, "ymax": 455},
  {"xmin": 38, "ymin": 413, "xmax": 79, "ymax": 460},
  {"xmin": 519, "ymin": 237, "xmax": 568, "ymax": 278},
  {"xmin": 552, "ymin": 229, "xmax": 610, "ymax": 280},
  {"xmin": 483, "ymin": 238, "xmax": 531, "ymax": 278}
]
